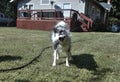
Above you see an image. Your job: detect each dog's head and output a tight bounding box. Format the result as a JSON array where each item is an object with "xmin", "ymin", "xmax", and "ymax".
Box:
[{"xmin": 53, "ymin": 21, "xmax": 70, "ymax": 42}]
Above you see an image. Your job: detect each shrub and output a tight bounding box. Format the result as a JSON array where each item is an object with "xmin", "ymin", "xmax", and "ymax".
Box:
[
  {"xmin": 109, "ymin": 17, "xmax": 120, "ymax": 32},
  {"xmin": 109, "ymin": 17, "xmax": 118, "ymax": 25},
  {"xmin": 116, "ymin": 12, "xmax": 120, "ymax": 19}
]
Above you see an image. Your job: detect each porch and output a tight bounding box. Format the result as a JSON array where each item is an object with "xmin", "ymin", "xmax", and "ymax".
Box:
[{"xmin": 17, "ymin": 9, "xmax": 92, "ymax": 32}]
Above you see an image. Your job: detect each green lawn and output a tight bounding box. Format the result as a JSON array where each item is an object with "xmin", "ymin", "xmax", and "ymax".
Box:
[{"xmin": 0, "ymin": 27, "xmax": 120, "ymax": 82}]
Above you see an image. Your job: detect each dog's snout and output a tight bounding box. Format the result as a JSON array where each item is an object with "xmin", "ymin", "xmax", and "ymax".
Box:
[{"xmin": 59, "ymin": 36, "xmax": 65, "ymax": 41}]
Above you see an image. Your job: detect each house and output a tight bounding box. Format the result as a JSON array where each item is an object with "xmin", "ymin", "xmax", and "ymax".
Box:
[
  {"xmin": 17, "ymin": 0, "xmax": 87, "ymax": 21},
  {"xmin": 17, "ymin": 0, "xmax": 86, "ymax": 14},
  {"xmin": 86, "ymin": 0, "xmax": 112, "ymax": 22},
  {"xmin": 16, "ymin": 0, "xmax": 112, "ymax": 31}
]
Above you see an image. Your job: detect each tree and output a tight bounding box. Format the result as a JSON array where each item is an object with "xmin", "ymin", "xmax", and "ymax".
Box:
[
  {"xmin": 9, "ymin": 0, "xmax": 19, "ymax": 20},
  {"xmin": 0, "ymin": 0, "xmax": 10, "ymax": 14},
  {"xmin": 111, "ymin": 0, "xmax": 120, "ymax": 19},
  {"xmin": 0, "ymin": 0, "xmax": 19, "ymax": 19}
]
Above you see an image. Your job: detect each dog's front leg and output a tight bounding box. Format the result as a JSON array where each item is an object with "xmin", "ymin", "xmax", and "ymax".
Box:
[
  {"xmin": 56, "ymin": 50, "xmax": 60, "ymax": 60},
  {"xmin": 66, "ymin": 51, "xmax": 72, "ymax": 67},
  {"xmin": 68, "ymin": 51, "xmax": 72, "ymax": 60},
  {"xmin": 52, "ymin": 50, "xmax": 57, "ymax": 66},
  {"xmin": 66, "ymin": 51, "xmax": 70, "ymax": 67},
  {"xmin": 66, "ymin": 56, "xmax": 69, "ymax": 67}
]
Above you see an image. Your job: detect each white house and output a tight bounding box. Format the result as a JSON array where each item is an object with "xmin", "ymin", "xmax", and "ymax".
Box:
[
  {"xmin": 18, "ymin": 0, "xmax": 86, "ymax": 13},
  {"xmin": 17, "ymin": 0, "xmax": 112, "ymax": 22}
]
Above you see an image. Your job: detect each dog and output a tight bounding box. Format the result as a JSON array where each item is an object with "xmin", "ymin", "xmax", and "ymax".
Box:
[{"xmin": 51, "ymin": 21, "xmax": 72, "ymax": 67}]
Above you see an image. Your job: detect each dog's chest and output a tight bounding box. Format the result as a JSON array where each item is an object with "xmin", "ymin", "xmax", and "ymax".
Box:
[{"xmin": 58, "ymin": 40, "xmax": 70, "ymax": 51}]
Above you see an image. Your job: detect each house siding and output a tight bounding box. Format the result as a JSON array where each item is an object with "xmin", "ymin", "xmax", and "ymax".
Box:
[
  {"xmin": 18, "ymin": 0, "xmax": 107, "ymax": 23},
  {"xmin": 18, "ymin": 0, "xmax": 86, "ymax": 13}
]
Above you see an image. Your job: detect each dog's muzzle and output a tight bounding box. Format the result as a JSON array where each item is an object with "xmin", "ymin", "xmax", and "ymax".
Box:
[
  {"xmin": 59, "ymin": 35, "xmax": 66, "ymax": 41},
  {"xmin": 59, "ymin": 36, "xmax": 65, "ymax": 41}
]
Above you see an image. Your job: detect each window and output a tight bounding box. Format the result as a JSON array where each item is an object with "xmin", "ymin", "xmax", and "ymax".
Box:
[
  {"xmin": 29, "ymin": 4, "xmax": 33, "ymax": 10},
  {"xmin": 23, "ymin": 3, "xmax": 34, "ymax": 10},
  {"xmin": 40, "ymin": 0, "xmax": 50, "ymax": 5},
  {"xmin": 24, "ymin": 5, "xmax": 27, "ymax": 9},
  {"xmin": 63, "ymin": 3, "xmax": 71, "ymax": 18}
]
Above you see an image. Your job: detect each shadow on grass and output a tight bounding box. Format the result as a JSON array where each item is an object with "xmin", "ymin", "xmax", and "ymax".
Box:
[
  {"xmin": 0, "ymin": 55, "xmax": 22, "ymax": 62},
  {"xmin": 70, "ymin": 54, "xmax": 98, "ymax": 71},
  {"xmin": 70, "ymin": 53, "xmax": 113, "ymax": 81},
  {"xmin": 90, "ymin": 68, "xmax": 113, "ymax": 81}
]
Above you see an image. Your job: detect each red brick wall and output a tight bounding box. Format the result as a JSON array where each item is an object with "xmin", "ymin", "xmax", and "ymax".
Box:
[{"xmin": 17, "ymin": 19, "xmax": 71, "ymax": 31}]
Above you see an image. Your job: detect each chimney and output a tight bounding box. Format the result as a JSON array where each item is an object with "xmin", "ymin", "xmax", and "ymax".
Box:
[{"xmin": 107, "ymin": 0, "xmax": 110, "ymax": 4}]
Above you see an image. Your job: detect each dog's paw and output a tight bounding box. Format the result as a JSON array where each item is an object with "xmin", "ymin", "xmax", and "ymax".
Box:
[
  {"xmin": 52, "ymin": 64, "xmax": 56, "ymax": 66},
  {"xmin": 66, "ymin": 63, "xmax": 70, "ymax": 67},
  {"xmin": 66, "ymin": 65, "xmax": 70, "ymax": 67}
]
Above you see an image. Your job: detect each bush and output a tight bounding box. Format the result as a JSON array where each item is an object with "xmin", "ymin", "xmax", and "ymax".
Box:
[
  {"xmin": 116, "ymin": 12, "xmax": 120, "ymax": 19},
  {"xmin": 109, "ymin": 17, "xmax": 119, "ymax": 25},
  {"xmin": 117, "ymin": 20, "xmax": 120, "ymax": 26},
  {"xmin": 108, "ymin": 17, "xmax": 120, "ymax": 32}
]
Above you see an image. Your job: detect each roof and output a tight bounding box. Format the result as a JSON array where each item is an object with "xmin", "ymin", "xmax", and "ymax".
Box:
[
  {"xmin": 99, "ymin": 2, "xmax": 112, "ymax": 11},
  {"xmin": 10, "ymin": 0, "xmax": 22, "ymax": 3},
  {"xmin": 92, "ymin": 0, "xmax": 112, "ymax": 12},
  {"xmin": 10, "ymin": 0, "xmax": 14, "ymax": 3}
]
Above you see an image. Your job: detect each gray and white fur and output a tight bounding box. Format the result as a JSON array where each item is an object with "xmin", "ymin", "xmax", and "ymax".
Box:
[{"xmin": 51, "ymin": 21, "xmax": 72, "ymax": 67}]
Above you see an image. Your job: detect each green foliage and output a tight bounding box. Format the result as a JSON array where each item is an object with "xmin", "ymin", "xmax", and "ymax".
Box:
[
  {"xmin": 116, "ymin": 12, "xmax": 120, "ymax": 19},
  {"xmin": 109, "ymin": 17, "xmax": 118, "ymax": 25},
  {"xmin": 0, "ymin": 0, "xmax": 13, "ymax": 17},
  {"xmin": 0, "ymin": 0, "xmax": 18, "ymax": 19},
  {"xmin": 96, "ymin": 0, "xmax": 120, "ymax": 19}
]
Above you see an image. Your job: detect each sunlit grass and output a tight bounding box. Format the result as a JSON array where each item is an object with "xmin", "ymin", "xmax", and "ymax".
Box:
[{"xmin": 0, "ymin": 27, "xmax": 120, "ymax": 82}]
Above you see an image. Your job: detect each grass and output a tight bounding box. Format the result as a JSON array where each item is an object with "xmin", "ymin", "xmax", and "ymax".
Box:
[{"xmin": 0, "ymin": 27, "xmax": 120, "ymax": 82}]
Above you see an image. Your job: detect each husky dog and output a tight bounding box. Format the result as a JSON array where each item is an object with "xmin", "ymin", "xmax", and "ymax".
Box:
[{"xmin": 51, "ymin": 21, "xmax": 72, "ymax": 67}]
